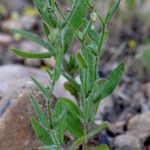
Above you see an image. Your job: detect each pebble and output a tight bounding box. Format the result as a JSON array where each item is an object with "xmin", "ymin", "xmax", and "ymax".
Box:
[
  {"xmin": 114, "ymin": 132, "xmax": 141, "ymax": 150},
  {"xmin": 128, "ymin": 112, "xmax": 150, "ymax": 140},
  {"xmin": 0, "ymin": 34, "xmax": 12, "ymax": 45}
]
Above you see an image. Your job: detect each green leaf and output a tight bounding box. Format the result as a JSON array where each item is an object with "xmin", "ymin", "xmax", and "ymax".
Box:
[
  {"xmin": 88, "ymin": 28, "xmax": 99, "ymax": 45},
  {"xmin": 63, "ymin": 55, "xmax": 78, "ymax": 76},
  {"xmin": 57, "ymin": 97, "xmax": 84, "ymax": 119},
  {"xmin": 71, "ymin": 122, "xmax": 108, "ymax": 149},
  {"xmin": 82, "ymin": 21, "xmax": 92, "ymax": 40},
  {"xmin": 31, "ymin": 77, "xmax": 51, "ymax": 100},
  {"xmin": 86, "ymin": 122, "xmax": 108, "ymax": 139},
  {"xmin": 34, "ymin": 0, "xmax": 57, "ymax": 28},
  {"xmin": 77, "ymin": 52, "xmax": 88, "ymax": 69},
  {"xmin": 43, "ymin": 22, "xmax": 50, "ymax": 37},
  {"xmin": 30, "ymin": 95, "xmax": 48, "ymax": 127},
  {"xmin": 53, "ymin": 100, "xmax": 67, "ymax": 144},
  {"xmin": 82, "ymin": 46, "xmax": 97, "ymax": 93},
  {"xmin": 39, "ymin": 145, "xmax": 61, "ymax": 150},
  {"xmin": 31, "ymin": 118, "xmax": 53, "ymax": 145},
  {"xmin": 54, "ymin": 50, "xmax": 63, "ymax": 81},
  {"xmin": 64, "ymin": 82, "xmax": 77, "ymax": 95},
  {"xmin": 89, "ymin": 144, "xmax": 109, "ymax": 150},
  {"xmin": 83, "ymin": 19, "xmax": 99, "ymax": 45},
  {"xmin": 126, "ymin": 0, "xmax": 136, "ymax": 9},
  {"xmin": 34, "ymin": 0, "xmax": 44, "ymax": 9},
  {"xmin": 11, "ymin": 48, "xmax": 54, "ymax": 58},
  {"xmin": 67, "ymin": 112, "xmax": 84, "ymax": 138},
  {"xmin": 94, "ymin": 63, "xmax": 125, "ymax": 103},
  {"xmin": 70, "ymin": 136, "xmax": 85, "ymax": 150},
  {"xmin": 53, "ymin": 108, "xmax": 67, "ymax": 129},
  {"xmin": 11, "ymin": 29, "xmax": 52, "ymax": 50},
  {"xmin": 55, "ymin": 97, "xmax": 84, "ymax": 138},
  {"xmin": 62, "ymin": 72, "xmax": 80, "ymax": 92},
  {"xmin": 105, "ymin": 0, "xmax": 121, "ymax": 25},
  {"xmin": 85, "ymin": 45, "xmax": 98, "ymax": 56},
  {"xmin": 61, "ymin": 0, "xmax": 89, "ymax": 52}
]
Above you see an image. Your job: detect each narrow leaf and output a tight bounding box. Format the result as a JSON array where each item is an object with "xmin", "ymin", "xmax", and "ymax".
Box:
[
  {"xmin": 54, "ymin": 50, "xmax": 64, "ymax": 81},
  {"xmin": 43, "ymin": 22, "xmax": 50, "ymax": 37},
  {"xmin": 71, "ymin": 136, "xmax": 85, "ymax": 150},
  {"xmin": 11, "ymin": 48, "xmax": 54, "ymax": 58},
  {"xmin": 105, "ymin": 0, "xmax": 121, "ymax": 25},
  {"xmin": 39, "ymin": 145, "xmax": 61, "ymax": 150},
  {"xmin": 31, "ymin": 77, "xmax": 51, "ymax": 100},
  {"xmin": 31, "ymin": 118, "xmax": 53, "ymax": 145},
  {"xmin": 64, "ymin": 82, "xmax": 77, "ymax": 95},
  {"xmin": 77, "ymin": 52, "xmax": 88, "ymax": 69},
  {"xmin": 53, "ymin": 100, "xmax": 67, "ymax": 144},
  {"xmin": 34, "ymin": 0, "xmax": 57, "ymax": 28},
  {"xmin": 67, "ymin": 112, "xmax": 84, "ymax": 138},
  {"xmin": 86, "ymin": 122, "xmax": 108, "ymax": 139},
  {"xmin": 71, "ymin": 122, "xmax": 108, "ymax": 149},
  {"xmin": 11, "ymin": 29, "xmax": 52, "ymax": 50},
  {"xmin": 53, "ymin": 107, "xmax": 67, "ymax": 129},
  {"xmin": 55, "ymin": 98, "xmax": 84, "ymax": 138},
  {"xmin": 34, "ymin": 0, "xmax": 44, "ymax": 9},
  {"xmin": 58, "ymin": 97, "xmax": 84, "ymax": 119},
  {"xmin": 62, "ymin": 72, "xmax": 80, "ymax": 92},
  {"xmin": 94, "ymin": 63, "xmax": 125, "ymax": 103},
  {"xmin": 89, "ymin": 144, "xmax": 109, "ymax": 150},
  {"xmin": 30, "ymin": 95, "xmax": 48, "ymax": 127}
]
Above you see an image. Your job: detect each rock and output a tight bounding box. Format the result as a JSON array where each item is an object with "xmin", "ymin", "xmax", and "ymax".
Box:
[
  {"xmin": 0, "ymin": 64, "xmax": 75, "ymax": 149},
  {"xmin": 2, "ymin": 20, "xmax": 22, "ymax": 30},
  {"xmin": 128, "ymin": 112, "xmax": 150, "ymax": 140},
  {"xmin": 141, "ymin": 0, "xmax": 150, "ymax": 15},
  {"xmin": 114, "ymin": 132, "xmax": 141, "ymax": 150},
  {"xmin": 20, "ymin": 16, "xmax": 37, "ymax": 30},
  {"xmin": 0, "ymin": 65, "xmax": 49, "ymax": 149},
  {"xmin": 117, "ymin": 146, "xmax": 140, "ymax": 150},
  {"xmin": 0, "ymin": 0, "xmax": 25, "ymax": 11},
  {"xmin": 0, "ymin": 82, "xmax": 42, "ymax": 150},
  {"xmin": 44, "ymin": 57, "xmax": 56, "ymax": 69},
  {"xmin": 0, "ymin": 33, "xmax": 12, "ymax": 45},
  {"xmin": 142, "ymin": 83, "xmax": 150, "ymax": 103},
  {"xmin": 97, "ymin": 96, "xmax": 114, "ymax": 121},
  {"xmin": 0, "ymin": 64, "xmax": 48, "ymax": 102},
  {"xmin": 108, "ymin": 121, "xmax": 126, "ymax": 135}
]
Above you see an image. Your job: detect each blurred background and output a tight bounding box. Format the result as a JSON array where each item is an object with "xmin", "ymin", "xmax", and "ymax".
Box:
[{"xmin": 0, "ymin": 0, "xmax": 150, "ymax": 150}]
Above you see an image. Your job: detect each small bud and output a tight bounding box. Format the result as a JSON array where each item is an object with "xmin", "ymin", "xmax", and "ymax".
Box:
[
  {"xmin": 90, "ymin": 12, "xmax": 97, "ymax": 22},
  {"xmin": 64, "ymin": 7, "xmax": 72, "ymax": 13}
]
